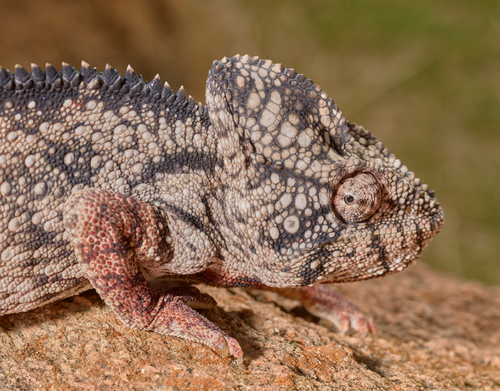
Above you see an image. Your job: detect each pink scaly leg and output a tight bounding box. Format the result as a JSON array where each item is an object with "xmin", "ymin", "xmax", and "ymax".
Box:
[
  {"xmin": 265, "ymin": 285, "xmax": 376, "ymax": 334},
  {"xmin": 63, "ymin": 188, "xmax": 242, "ymax": 357}
]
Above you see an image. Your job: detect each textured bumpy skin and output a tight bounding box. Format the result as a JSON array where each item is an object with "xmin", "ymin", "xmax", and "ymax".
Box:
[{"xmin": 0, "ymin": 55, "xmax": 443, "ymax": 356}]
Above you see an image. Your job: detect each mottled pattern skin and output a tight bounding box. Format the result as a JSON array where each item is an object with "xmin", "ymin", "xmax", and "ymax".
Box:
[{"xmin": 0, "ymin": 55, "xmax": 443, "ymax": 357}]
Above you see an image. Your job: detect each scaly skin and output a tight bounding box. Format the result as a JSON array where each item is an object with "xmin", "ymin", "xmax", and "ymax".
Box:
[{"xmin": 0, "ymin": 55, "xmax": 443, "ymax": 357}]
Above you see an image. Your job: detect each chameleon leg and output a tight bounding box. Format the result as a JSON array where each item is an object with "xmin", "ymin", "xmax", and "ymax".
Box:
[
  {"xmin": 63, "ymin": 188, "xmax": 242, "ymax": 357},
  {"xmin": 266, "ymin": 285, "xmax": 376, "ymax": 334}
]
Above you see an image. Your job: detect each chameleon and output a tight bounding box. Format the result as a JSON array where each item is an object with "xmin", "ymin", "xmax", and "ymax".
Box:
[{"xmin": 0, "ymin": 55, "xmax": 443, "ymax": 357}]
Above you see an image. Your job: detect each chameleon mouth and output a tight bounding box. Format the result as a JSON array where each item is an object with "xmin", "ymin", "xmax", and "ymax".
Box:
[
  {"xmin": 314, "ymin": 246, "xmax": 421, "ymax": 284},
  {"xmin": 291, "ymin": 206, "xmax": 444, "ymax": 286}
]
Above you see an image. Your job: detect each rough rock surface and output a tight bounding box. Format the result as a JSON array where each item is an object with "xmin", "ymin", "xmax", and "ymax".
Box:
[{"xmin": 0, "ymin": 263, "xmax": 498, "ymax": 390}]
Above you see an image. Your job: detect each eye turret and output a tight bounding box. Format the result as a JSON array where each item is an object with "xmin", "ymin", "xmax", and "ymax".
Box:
[{"xmin": 333, "ymin": 173, "xmax": 382, "ymax": 223}]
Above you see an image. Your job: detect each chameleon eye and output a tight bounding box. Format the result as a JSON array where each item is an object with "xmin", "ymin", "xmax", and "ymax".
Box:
[
  {"xmin": 344, "ymin": 195, "xmax": 355, "ymax": 204},
  {"xmin": 333, "ymin": 173, "xmax": 382, "ymax": 223}
]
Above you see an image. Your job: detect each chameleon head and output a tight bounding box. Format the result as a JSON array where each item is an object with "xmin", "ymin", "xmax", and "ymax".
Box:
[{"xmin": 206, "ymin": 55, "xmax": 444, "ymax": 287}]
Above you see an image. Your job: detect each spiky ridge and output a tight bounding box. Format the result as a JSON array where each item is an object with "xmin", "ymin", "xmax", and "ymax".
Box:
[{"xmin": 0, "ymin": 62, "xmax": 200, "ymax": 111}]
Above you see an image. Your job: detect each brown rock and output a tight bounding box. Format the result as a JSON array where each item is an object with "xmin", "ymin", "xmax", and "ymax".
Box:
[{"xmin": 1, "ymin": 263, "xmax": 499, "ymax": 390}]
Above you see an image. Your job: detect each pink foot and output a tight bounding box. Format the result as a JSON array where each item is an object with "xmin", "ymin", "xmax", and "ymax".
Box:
[
  {"xmin": 273, "ymin": 285, "xmax": 376, "ymax": 334},
  {"xmin": 63, "ymin": 188, "xmax": 242, "ymax": 357}
]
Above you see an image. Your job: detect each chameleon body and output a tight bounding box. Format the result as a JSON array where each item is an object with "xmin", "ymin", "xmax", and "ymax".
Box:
[{"xmin": 0, "ymin": 55, "xmax": 443, "ymax": 357}]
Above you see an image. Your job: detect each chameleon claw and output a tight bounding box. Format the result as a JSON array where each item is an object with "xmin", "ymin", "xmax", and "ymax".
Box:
[{"xmin": 268, "ymin": 285, "xmax": 376, "ymax": 335}]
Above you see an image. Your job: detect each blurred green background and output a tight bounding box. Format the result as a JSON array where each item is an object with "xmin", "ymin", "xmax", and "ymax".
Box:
[{"xmin": 0, "ymin": 0, "xmax": 499, "ymax": 284}]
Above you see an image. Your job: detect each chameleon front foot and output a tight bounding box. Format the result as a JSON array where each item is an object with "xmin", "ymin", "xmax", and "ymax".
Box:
[
  {"xmin": 152, "ymin": 295, "xmax": 243, "ymax": 357},
  {"xmin": 63, "ymin": 188, "xmax": 242, "ymax": 357},
  {"xmin": 276, "ymin": 285, "xmax": 376, "ymax": 334}
]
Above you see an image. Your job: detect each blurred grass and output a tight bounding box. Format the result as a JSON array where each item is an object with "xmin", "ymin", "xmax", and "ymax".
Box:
[{"xmin": 0, "ymin": 0, "xmax": 499, "ymax": 284}]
